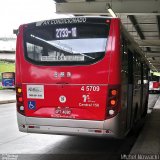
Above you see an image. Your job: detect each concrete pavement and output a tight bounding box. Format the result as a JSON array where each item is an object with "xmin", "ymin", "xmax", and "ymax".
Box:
[
  {"xmin": 0, "ymin": 90, "xmax": 159, "ymax": 158},
  {"xmin": 0, "ymin": 103, "xmax": 137, "ymax": 160},
  {"xmin": 0, "ymin": 89, "xmax": 16, "ymax": 104},
  {"xmin": 130, "ymin": 95, "xmax": 160, "ymax": 154}
]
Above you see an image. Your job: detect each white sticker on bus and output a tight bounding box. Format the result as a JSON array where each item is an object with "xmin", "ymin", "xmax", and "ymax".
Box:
[
  {"xmin": 27, "ymin": 85, "xmax": 44, "ymax": 99},
  {"xmin": 41, "ymin": 56, "xmax": 84, "ymax": 61},
  {"xmin": 36, "ymin": 17, "xmax": 87, "ymax": 26}
]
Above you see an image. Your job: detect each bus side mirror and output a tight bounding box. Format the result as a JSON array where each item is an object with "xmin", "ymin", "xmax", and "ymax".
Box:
[{"xmin": 13, "ymin": 29, "xmax": 18, "ymax": 35}]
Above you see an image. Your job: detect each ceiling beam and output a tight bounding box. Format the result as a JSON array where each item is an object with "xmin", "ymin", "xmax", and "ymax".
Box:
[
  {"xmin": 157, "ymin": 15, "xmax": 160, "ymax": 38},
  {"xmin": 146, "ymin": 47, "xmax": 151, "ymax": 52},
  {"xmin": 146, "ymin": 52, "xmax": 160, "ymax": 57},
  {"xmin": 140, "ymin": 45, "xmax": 160, "ymax": 48},
  {"xmin": 136, "ymin": 40, "xmax": 160, "ymax": 46},
  {"xmin": 128, "ymin": 15, "xmax": 144, "ymax": 39},
  {"xmin": 148, "ymin": 62, "xmax": 160, "ymax": 65},
  {"xmin": 55, "ymin": 1, "xmax": 160, "ymax": 14},
  {"xmin": 128, "ymin": 31, "xmax": 158, "ymax": 33},
  {"xmin": 133, "ymin": 36, "xmax": 159, "ymax": 38},
  {"xmin": 128, "ymin": 15, "xmax": 151, "ymax": 52},
  {"xmin": 54, "ymin": 0, "xmax": 66, "ymax": 2},
  {"xmin": 123, "ymin": 23, "xmax": 157, "ymax": 25}
]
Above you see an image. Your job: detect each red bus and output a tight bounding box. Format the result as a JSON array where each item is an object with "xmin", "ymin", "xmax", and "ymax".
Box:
[{"xmin": 16, "ymin": 17, "xmax": 149, "ymax": 138}]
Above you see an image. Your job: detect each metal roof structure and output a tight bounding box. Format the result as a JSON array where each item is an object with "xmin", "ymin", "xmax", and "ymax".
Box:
[{"xmin": 54, "ymin": 0, "xmax": 160, "ymax": 72}]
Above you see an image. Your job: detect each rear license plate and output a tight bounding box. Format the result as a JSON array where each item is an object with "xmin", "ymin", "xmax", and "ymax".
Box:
[{"xmin": 55, "ymin": 107, "xmax": 72, "ymax": 115}]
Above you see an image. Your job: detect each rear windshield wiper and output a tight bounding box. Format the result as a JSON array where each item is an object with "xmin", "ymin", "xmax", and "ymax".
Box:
[{"xmin": 30, "ymin": 34, "xmax": 95, "ymax": 60}]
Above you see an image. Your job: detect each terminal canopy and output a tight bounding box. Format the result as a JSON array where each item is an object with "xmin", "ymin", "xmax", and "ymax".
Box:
[{"xmin": 54, "ymin": 0, "xmax": 160, "ymax": 72}]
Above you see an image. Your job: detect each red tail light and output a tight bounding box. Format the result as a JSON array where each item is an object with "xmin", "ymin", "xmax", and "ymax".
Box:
[
  {"xmin": 16, "ymin": 84, "xmax": 25, "ymax": 115},
  {"xmin": 107, "ymin": 85, "xmax": 121, "ymax": 119},
  {"xmin": 18, "ymin": 97, "xmax": 23, "ymax": 102},
  {"xmin": 153, "ymin": 82, "xmax": 159, "ymax": 88}
]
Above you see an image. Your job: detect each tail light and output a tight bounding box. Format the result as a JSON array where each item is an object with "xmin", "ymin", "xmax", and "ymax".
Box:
[
  {"xmin": 153, "ymin": 82, "xmax": 159, "ymax": 88},
  {"xmin": 107, "ymin": 85, "xmax": 121, "ymax": 119},
  {"xmin": 16, "ymin": 84, "xmax": 25, "ymax": 115}
]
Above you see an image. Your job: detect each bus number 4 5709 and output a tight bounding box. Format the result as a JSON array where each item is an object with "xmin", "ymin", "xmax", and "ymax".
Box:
[{"xmin": 81, "ymin": 86, "xmax": 100, "ymax": 92}]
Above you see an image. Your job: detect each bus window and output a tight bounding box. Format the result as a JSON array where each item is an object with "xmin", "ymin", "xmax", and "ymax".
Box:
[{"xmin": 24, "ymin": 23, "xmax": 110, "ymax": 66}]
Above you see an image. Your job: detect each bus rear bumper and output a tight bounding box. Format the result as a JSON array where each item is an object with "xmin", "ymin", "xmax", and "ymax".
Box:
[{"xmin": 17, "ymin": 112, "xmax": 126, "ymax": 138}]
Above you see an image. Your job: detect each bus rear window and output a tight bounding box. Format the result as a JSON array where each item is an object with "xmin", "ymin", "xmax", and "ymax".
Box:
[{"xmin": 24, "ymin": 23, "xmax": 110, "ymax": 65}]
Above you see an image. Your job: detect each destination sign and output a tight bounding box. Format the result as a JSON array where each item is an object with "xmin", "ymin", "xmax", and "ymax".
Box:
[
  {"xmin": 56, "ymin": 27, "xmax": 77, "ymax": 38},
  {"xmin": 36, "ymin": 17, "xmax": 87, "ymax": 26}
]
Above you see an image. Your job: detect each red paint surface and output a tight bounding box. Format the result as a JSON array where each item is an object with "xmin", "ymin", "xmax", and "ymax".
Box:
[{"xmin": 153, "ymin": 82, "xmax": 159, "ymax": 88}]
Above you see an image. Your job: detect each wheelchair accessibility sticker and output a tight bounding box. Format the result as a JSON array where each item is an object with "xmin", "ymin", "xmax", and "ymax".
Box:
[{"xmin": 28, "ymin": 101, "xmax": 36, "ymax": 110}]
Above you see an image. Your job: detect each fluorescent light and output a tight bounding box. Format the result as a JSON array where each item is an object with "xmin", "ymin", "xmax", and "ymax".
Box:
[{"xmin": 108, "ymin": 4, "xmax": 117, "ymax": 18}]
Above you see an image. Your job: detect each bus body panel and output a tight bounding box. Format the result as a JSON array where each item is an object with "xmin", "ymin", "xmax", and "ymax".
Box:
[
  {"xmin": 17, "ymin": 109, "xmax": 126, "ymax": 137},
  {"xmin": 108, "ymin": 19, "xmax": 121, "ymax": 85},
  {"xmin": 16, "ymin": 18, "xmax": 121, "ymax": 122},
  {"xmin": 22, "ymin": 84, "xmax": 108, "ymax": 120},
  {"xmin": 16, "ymin": 26, "xmax": 24, "ymax": 84}
]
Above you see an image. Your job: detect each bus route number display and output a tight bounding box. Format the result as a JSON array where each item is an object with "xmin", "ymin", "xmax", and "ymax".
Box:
[{"xmin": 56, "ymin": 27, "xmax": 77, "ymax": 38}]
